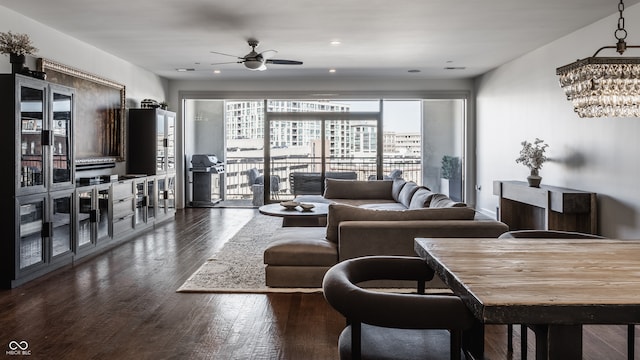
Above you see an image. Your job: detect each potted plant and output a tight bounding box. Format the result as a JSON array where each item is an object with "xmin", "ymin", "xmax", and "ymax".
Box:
[
  {"xmin": 515, "ymin": 138, "xmax": 549, "ymax": 187},
  {"xmin": 440, "ymin": 155, "xmax": 462, "ymax": 201},
  {"xmin": 0, "ymin": 31, "xmax": 38, "ymax": 73}
]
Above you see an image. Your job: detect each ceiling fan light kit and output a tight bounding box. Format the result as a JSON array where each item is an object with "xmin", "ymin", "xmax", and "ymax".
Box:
[
  {"xmin": 556, "ymin": 0, "xmax": 640, "ymax": 118},
  {"xmin": 210, "ymin": 38, "xmax": 302, "ymax": 72}
]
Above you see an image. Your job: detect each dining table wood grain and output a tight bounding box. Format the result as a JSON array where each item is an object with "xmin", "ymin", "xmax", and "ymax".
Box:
[{"xmin": 414, "ymin": 237, "xmax": 640, "ymax": 360}]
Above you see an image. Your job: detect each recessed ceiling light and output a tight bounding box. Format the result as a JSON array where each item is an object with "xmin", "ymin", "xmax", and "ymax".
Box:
[
  {"xmin": 408, "ymin": 69, "xmax": 421, "ymax": 73},
  {"xmin": 329, "ymin": 69, "xmax": 336, "ymax": 73},
  {"xmin": 330, "ymin": 40, "xmax": 341, "ymax": 46},
  {"xmin": 444, "ymin": 66, "xmax": 466, "ymax": 70},
  {"xmin": 176, "ymin": 68, "xmax": 195, "ymax": 72},
  {"xmin": 213, "ymin": 70, "xmax": 221, "ymax": 74}
]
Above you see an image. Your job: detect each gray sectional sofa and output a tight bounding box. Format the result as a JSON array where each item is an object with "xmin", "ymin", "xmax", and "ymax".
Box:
[{"xmin": 263, "ymin": 178, "xmax": 509, "ymax": 288}]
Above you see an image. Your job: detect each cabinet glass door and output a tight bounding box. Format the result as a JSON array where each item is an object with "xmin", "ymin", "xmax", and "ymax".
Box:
[
  {"xmin": 166, "ymin": 112, "xmax": 175, "ymax": 172},
  {"xmin": 157, "ymin": 177, "xmax": 166, "ymax": 214},
  {"xmin": 77, "ymin": 189, "xmax": 94, "ymax": 248},
  {"xmin": 134, "ymin": 181, "xmax": 147, "ymax": 226},
  {"xmin": 51, "ymin": 89, "xmax": 73, "ymax": 186},
  {"xmin": 166, "ymin": 176, "xmax": 175, "ymax": 212},
  {"xmin": 20, "ymin": 84, "xmax": 45, "ymax": 191},
  {"xmin": 19, "ymin": 198, "xmax": 45, "ymax": 269},
  {"xmin": 156, "ymin": 113, "xmax": 166, "ymax": 173},
  {"xmin": 147, "ymin": 178, "xmax": 156, "ymax": 220},
  {"xmin": 97, "ymin": 186, "xmax": 111, "ymax": 241},
  {"xmin": 51, "ymin": 192, "xmax": 72, "ymax": 257}
]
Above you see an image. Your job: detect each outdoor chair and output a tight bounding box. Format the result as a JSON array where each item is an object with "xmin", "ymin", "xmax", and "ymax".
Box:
[
  {"xmin": 366, "ymin": 169, "xmax": 403, "ymax": 181},
  {"xmin": 246, "ymin": 168, "xmax": 282, "ymax": 199}
]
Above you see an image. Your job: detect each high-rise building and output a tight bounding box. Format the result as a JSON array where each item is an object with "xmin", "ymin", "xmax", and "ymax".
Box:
[
  {"xmin": 225, "ymin": 100, "xmax": 421, "ymax": 157},
  {"xmin": 226, "ymin": 100, "xmax": 356, "ymax": 157}
]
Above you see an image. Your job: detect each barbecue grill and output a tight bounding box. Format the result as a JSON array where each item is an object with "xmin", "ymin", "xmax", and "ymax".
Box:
[{"xmin": 189, "ymin": 154, "xmax": 225, "ymax": 206}]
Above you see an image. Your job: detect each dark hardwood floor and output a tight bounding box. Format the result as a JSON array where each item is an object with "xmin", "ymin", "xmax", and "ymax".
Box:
[{"xmin": 0, "ymin": 208, "xmax": 635, "ymax": 359}]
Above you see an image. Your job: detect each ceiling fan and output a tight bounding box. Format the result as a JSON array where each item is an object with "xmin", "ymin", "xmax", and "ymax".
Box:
[{"xmin": 210, "ymin": 39, "xmax": 303, "ymax": 71}]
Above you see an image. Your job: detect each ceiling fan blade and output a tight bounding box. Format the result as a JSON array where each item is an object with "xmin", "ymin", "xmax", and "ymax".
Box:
[
  {"xmin": 210, "ymin": 50, "xmax": 243, "ymax": 59},
  {"xmin": 266, "ymin": 59, "xmax": 303, "ymax": 65},
  {"xmin": 210, "ymin": 61, "xmax": 242, "ymax": 65},
  {"xmin": 260, "ymin": 50, "xmax": 278, "ymax": 59}
]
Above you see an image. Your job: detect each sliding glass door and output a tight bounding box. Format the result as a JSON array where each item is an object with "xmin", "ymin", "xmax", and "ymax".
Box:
[
  {"xmin": 183, "ymin": 96, "xmax": 468, "ymax": 207},
  {"xmin": 265, "ymin": 103, "xmax": 381, "ymax": 202}
]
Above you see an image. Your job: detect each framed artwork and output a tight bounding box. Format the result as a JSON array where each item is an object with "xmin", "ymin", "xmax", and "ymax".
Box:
[{"xmin": 37, "ymin": 58, "xmax": 126, "ymax": 166}]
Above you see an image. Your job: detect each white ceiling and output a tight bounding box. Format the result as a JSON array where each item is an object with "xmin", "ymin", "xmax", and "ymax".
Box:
[{"xmin": 1, "ymin": 0, "xmax": 638, "ymax": 81}]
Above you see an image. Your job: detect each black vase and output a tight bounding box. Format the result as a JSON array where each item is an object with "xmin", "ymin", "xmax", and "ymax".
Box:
[{"xmin": 9, "ymin": 53, "xmax": 25, "ymax": 74}]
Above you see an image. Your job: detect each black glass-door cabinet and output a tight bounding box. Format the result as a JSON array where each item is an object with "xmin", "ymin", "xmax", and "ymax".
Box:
[
  {"xmin": 75, "ymin": 183, "xmax": 115, "ymax": 258},
  {"xmin": 155, "ymin": 174, "xmax": 176, "ymax": 220},
  {"xmin": 14, "ymin": 189, "xmax": 74, "ymax": 286},
  {"xmin": 1, "ymin": 74, "xmax": 76, "ymax": 288},
  {"xmin": 127, "ymin": 108, "xmax": 176, "ymax": 175},
  {"xmin": 4, "ymin": 74, "xmax": 75, "ymax": 195}
]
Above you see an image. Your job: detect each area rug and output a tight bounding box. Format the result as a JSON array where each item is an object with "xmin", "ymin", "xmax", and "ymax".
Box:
[{"xmin": 177, "ymin": 214, "xmax": 322, "ymax": 293}]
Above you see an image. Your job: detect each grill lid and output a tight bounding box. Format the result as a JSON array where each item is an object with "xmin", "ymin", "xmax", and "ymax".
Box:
[
  {"xmin": 191, "ymin": 154, "xmax": 221, "ymax": 167},
  {"xmin": 191, "ymin": 154, "xmax": 225, "ymax": 173}
]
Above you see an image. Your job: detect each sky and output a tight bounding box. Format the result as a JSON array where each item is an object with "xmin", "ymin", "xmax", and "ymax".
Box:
[{"xmin": 341, "ymin": 100, "xmax": 421, "ymax": 133}]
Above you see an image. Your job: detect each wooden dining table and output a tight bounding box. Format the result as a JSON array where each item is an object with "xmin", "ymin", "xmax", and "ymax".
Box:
[{"xmin": 414, "ymin": 237, "xmax": 640, "ymax": 360}]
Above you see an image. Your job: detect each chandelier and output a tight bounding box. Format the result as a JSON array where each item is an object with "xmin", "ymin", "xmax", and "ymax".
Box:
[{"xmin": 556, "ymin": 0, "xmax": 640, "ymax": 118}]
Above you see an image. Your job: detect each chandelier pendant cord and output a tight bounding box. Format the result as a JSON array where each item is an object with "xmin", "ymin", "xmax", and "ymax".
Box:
[{"xmin": 593, "ymin": 0, "xmax": 640, "ymax": 56}]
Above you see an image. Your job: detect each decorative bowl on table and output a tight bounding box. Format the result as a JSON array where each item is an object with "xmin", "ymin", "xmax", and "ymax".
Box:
[
  {"xmin": 299, "ymin": 203, "xmax": 315, "ymax": 212},
  {"xmin": 280, "ymin": 201, "xmax": 300, "ymax": 210}
]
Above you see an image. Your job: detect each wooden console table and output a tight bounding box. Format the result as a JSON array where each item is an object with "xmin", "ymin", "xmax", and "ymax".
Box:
[{"xmin": 493, "ymin": 180, "xmax": 597, "ymax": 234}]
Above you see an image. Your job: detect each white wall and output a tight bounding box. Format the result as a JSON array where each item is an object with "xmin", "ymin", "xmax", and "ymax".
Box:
[
  {"xmin": 167, "ymin": 78, "xmax": 473, "ymax": 112},
  {"xmin": 0, "ymin": 5, "xmax": 169, "ymax": 174},
  {"xmin": 0, "ymin": 6, "xmax": 168, "ymax": 102},
  {"xmin": 475, "ymin": 4, "xmax": 640, "ymax": 238}
]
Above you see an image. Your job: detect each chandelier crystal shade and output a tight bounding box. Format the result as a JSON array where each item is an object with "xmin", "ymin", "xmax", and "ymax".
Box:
[{"xmin": 556, "ymin": 0, "xmax": 640, "ymax": 118}]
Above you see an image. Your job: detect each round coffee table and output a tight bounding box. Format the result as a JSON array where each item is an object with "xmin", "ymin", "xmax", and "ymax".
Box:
[{"xmin": 259, "ymin": 202, "xmax": 329, "ymax": 227}]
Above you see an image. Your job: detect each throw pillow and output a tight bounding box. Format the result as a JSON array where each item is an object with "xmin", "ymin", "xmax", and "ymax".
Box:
[
  {"xmin": 324, "ymin": 179, "xmax": 393, "ymax": 200},
  {"xmin": 409, "ymin": 187, "xmax": 436, "ymax": 209},
  {"xmin": 325, "ymin": 203, "xmax": 476, "ymax": 243},
  {"xmin": 391, "ymin": 179, "xmax": 406, "ymax": 202},
  {"xmin": 429, "ymin": 193, "xmax": 467, "ymax": 208},
  {"xmin": 397, "ymin": 181, "xmax": 420, "ymax": 208}
]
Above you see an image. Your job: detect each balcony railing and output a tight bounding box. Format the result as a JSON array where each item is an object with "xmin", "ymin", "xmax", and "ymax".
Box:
[{"xmin": 224, "ymin": 155, "xmax": 422, "ymax": 200}]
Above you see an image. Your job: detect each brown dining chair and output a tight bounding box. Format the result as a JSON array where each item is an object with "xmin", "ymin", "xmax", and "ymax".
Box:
[
  {"xmin": 322, "ymin": 256, "xmax": 475, "ymax": 360},
  {"xmin": 499, "ymin": 230, "xmax": 635, "ymax": 360}
]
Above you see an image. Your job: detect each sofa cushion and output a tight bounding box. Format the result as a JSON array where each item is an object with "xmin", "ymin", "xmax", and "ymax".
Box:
[
  {"xmin": 397, "ymin": 181, "xmax": 420, "ymax": 208},
  {"xmin": 409, "ymin": 187, "xmax": 436, "ymax": 209},
  {"xmin": 359, "ymin": 203, "xmax": 408, "ymax": 210},
  {"xmin": 429, "ymin": 193, "xmax": 467, "ymax": 208},
  {"xmin": 264, "ymin": 227, "xmax": 337, "ymax": 266},
  {"xmin": 323, "ymin": 179, "xmax": 393, "ymax": 200},
  {"xmin": 325, "ymin": 203, "xmax": 476, "ymax": 243},
  {"xmin": 332, "ymin": 199, "xmax": 400, "ymax": 207},
  {"xmin": 391, "ymin": 179, "xmax": 407, "ymax": 202},
  {"xmin": 294, "ymin": 194, "xmax": 333, "ymax": 204}
]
